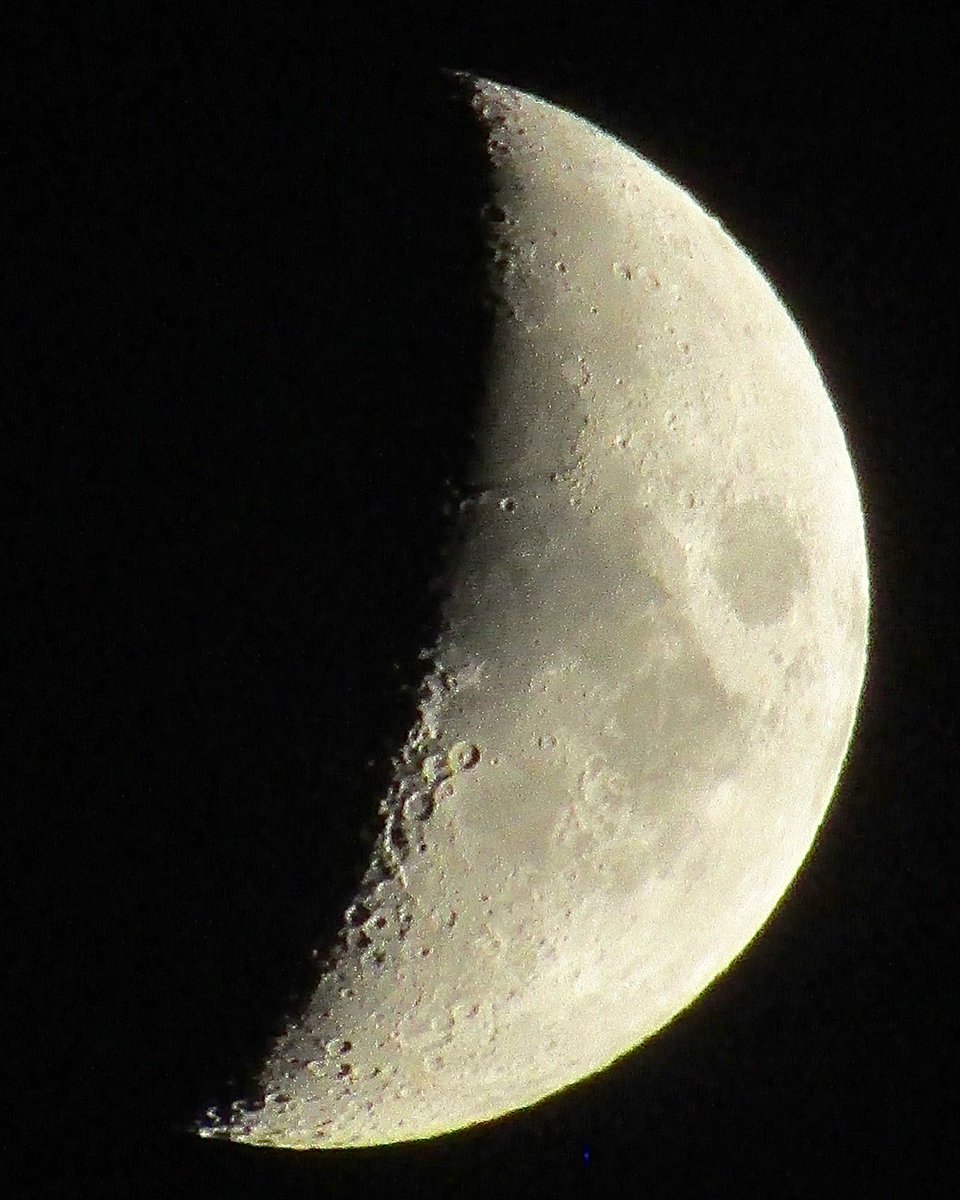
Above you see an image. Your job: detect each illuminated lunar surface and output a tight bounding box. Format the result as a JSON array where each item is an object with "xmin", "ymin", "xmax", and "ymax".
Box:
[{"xmin": 199, "ymin": 75, "xmax": 869, "ymax": 1149}]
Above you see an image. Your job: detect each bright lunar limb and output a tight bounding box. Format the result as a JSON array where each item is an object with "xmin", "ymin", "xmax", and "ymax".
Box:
[{"xmin": 199, "ymin": 75, "xmax": 869, "ymax": 1149}]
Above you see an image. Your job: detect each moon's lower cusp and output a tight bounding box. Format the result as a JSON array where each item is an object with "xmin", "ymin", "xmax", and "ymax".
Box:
[{"xmin": 200, "ymin": 74, "xmax": 869, "ymax": 1151}]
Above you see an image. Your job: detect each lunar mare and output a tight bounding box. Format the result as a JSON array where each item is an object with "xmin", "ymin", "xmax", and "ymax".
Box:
[{"xmin": 200, "ymin": 76, "xmax": 869, "ymax": 1149}]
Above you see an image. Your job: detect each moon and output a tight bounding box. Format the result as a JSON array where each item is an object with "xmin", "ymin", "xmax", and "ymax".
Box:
[{"xmin": 199, "ymin": 75, "xmax": 869, "ymax": 1149}]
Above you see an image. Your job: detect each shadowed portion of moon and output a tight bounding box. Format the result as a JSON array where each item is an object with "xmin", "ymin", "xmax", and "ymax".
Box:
[
  {"xmin": 13, "ymin": 57, "xmax": 504, "ymax": 1142},
  {"xmin": 177, "ymin": 68, "xmax": 504, "ymax": 1123}
]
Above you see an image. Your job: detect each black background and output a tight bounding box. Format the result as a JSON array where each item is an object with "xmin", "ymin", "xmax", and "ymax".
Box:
[{"xmin": 6, "ymin": 3, "xmax": 956, "ymax": 1197}]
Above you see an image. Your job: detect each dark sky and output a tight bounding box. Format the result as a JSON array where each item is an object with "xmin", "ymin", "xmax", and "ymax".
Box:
[{"xmin": 7, "ymin": 4, "xmax": 955, "ymax": 1197}]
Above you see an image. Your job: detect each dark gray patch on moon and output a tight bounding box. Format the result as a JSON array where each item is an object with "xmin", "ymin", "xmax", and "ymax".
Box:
[
  {"xmin": 605, "ymin": 624, "xmax": 744, "ymax": 796},
  {"xmin": 708, "ymin": 497, "xmax": 809, "ymax": 625}
]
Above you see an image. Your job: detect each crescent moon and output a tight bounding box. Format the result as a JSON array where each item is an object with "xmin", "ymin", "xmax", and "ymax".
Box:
[{"xmin": 200, "ymin": 75, "xmax": 869, "ymax": 1149}]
